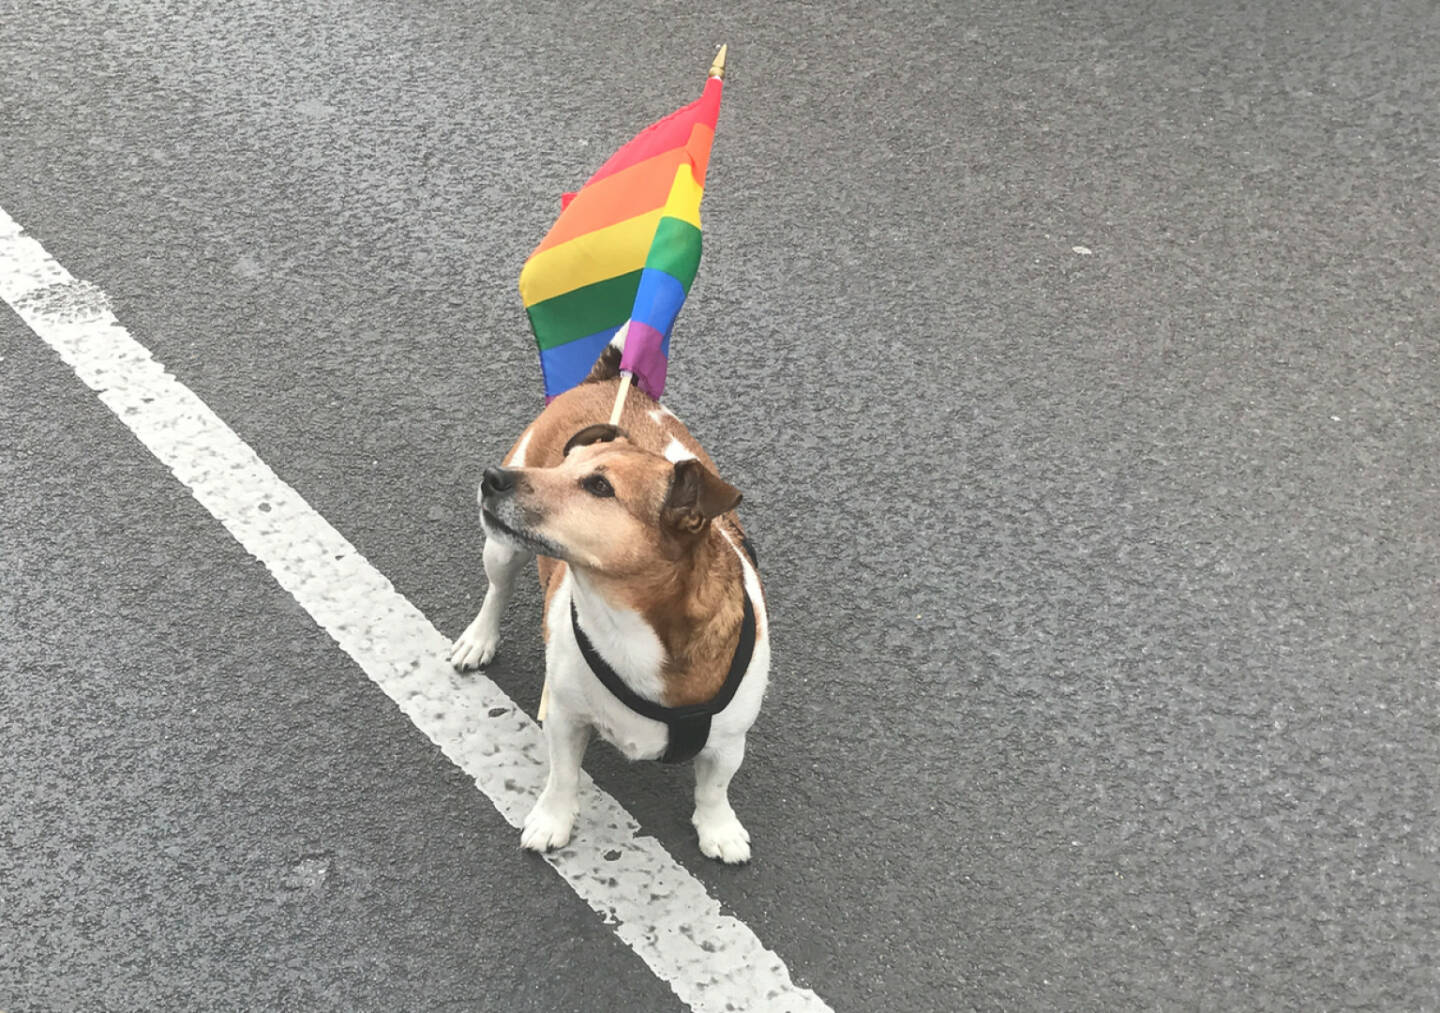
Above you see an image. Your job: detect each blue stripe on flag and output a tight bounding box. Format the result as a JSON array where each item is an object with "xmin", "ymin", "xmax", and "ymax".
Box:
[
  {"xmin": 539, "ymin": 326, "xmax": 621, "ymax": 399},
  {"xmin": 630, "ymin": 267, "xmax": 687, "ymax": 339}
]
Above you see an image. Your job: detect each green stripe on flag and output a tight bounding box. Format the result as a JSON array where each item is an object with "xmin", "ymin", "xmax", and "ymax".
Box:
[
  {"xmin": 643, "ymin": 217, "xmax": 702, "ymax": 292},
  {"xmin": 526, "ymin": 270, "xmax": 643, "ymax": 351}
]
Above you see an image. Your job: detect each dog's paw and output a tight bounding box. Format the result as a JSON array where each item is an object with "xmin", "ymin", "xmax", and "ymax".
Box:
[
  {"xmin": 693, "ymin": 806, "xmax": 751, "ymax": 864},
  {"xmin": 521, "ymin": 799, "xmax": 577, "ymax": 853},
  {"xmin": 448, "ymin": 624, "xmax": 499, "ymax": 670}
]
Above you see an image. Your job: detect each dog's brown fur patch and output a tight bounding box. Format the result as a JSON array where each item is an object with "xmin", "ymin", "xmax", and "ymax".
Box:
[{"xmin": 581, "ymin": 343, "xmax": 623, "ymax": 385}]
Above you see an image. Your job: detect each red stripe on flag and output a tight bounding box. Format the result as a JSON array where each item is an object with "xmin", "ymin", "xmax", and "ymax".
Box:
[{"xmin": 584, "ymin": 77, "xmax": 722, "ymax": 186}]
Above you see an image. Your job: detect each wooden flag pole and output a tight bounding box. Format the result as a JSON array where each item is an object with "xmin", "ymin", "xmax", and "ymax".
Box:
[
  {"xmin": 609, "ymin": 370, "xmax": 633, "ymax": 426},
  {"xmin": 601, "ymin": 45, "xmax": 724, "ymax": 434},
  {"xmin": 539, "ymin": 44, "xmax": 725, "ymax": 726}
]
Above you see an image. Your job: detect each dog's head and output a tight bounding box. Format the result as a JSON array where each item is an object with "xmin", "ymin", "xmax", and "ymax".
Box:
[{"xmin": 479, "ymin": 424, "xmax": 741, "ymax": 573}]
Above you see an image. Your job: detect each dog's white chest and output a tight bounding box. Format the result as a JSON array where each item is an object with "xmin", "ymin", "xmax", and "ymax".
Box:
[
  {"xmin": 565, "ymin": 675, "xmax": 671, "ymax": 761},
  {"xmin": 590, "ymin": 713, "xmax": 667, "ymax": 761},
  {"xmin": 546, "ymin": 579, "xmax": 672, "ymax": 761}
]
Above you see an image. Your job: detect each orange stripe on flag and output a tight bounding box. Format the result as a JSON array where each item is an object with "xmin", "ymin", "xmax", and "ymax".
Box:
[
  {"xmin": 686, "ymin": 122, "xmax": 715, "ymax": 185},
  {"xmin": 532, "ymin": 124, "xmax": 715, "ymax": 256}
]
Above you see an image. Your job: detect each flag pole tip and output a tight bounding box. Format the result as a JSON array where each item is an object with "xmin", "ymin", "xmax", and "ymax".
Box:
[{"xmin": 709, "ymin": 43, "xmax": 728, "ymax": 80}]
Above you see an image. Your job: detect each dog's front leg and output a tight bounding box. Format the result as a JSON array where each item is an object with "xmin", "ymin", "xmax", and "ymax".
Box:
[
  {"xmin": 521, "ymin": 702, "xmax": 590, "ymax": 852},
  {"xmin": 449, "ymin": 537, "xmax": 531, "ymax": 669},
  {"xmin": 692, "ymin": 736, "xmax": 751, "ymax": 864}
]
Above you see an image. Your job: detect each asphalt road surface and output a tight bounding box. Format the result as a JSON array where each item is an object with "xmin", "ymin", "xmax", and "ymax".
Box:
[{"xmin": 4, "ymin": 1, "xmax": 1439, "ymax": 1010}]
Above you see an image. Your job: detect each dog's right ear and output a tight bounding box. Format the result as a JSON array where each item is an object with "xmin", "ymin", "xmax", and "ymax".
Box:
[
  {"xmin": 563, "ymin": 423, "xmax": 627, "ymax": 457},
  {"xmin": 661, "ymin": 459, "xmax": 742, "ymax": 537}
]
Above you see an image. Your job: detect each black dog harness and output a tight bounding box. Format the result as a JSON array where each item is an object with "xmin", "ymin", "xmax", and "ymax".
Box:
[{"xmin": 570, "ymin": 537, "xmax": 759, "ymax": 764}]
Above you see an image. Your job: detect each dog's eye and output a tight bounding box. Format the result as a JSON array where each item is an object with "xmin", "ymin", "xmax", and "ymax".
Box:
[{"xmin": 582, "ymin": 474, "xmax": 615, "ymax": 498}]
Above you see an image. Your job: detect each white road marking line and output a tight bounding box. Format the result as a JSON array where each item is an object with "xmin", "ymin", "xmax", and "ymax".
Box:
[{"xmin": 0, "ymin": 206, "xmax": 831, "ymax": 1013}]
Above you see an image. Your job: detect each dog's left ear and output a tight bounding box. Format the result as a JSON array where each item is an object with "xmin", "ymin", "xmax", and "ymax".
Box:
[
  {"xmin": 662, "ymin": 459, "xmax": 742, "ymax": 536},
  {"xmin": 564, "ymin": 423, "xmax": 627, "ymax": 457}
]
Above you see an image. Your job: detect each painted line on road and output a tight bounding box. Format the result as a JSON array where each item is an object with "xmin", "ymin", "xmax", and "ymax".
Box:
[{"xmin": 0, "ymin": 205, "xmax": 830, "ymax": 1013}]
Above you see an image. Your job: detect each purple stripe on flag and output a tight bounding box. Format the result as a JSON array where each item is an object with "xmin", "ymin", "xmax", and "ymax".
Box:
[{"xmin": 619, "ymin": 320, "xmax": 668, "ymax": 400}]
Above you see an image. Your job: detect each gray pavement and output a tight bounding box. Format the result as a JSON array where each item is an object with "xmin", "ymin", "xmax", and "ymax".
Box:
[{"xmin": 3, "ymin": 1, "xmax": 1439, "ymax": 1010}]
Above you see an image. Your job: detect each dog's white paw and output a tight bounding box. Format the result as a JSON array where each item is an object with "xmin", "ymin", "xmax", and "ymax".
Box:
[
  {"xmin": 693, "ymin": 806, "xmax": 751, "ymax": 864},
  {"xmin": 521, "ymin": 797, "xmax": 577, "ymax": 853},
  {"xmin": 449, "ymin": 623, "xmax": 499, "ymax": 670}
]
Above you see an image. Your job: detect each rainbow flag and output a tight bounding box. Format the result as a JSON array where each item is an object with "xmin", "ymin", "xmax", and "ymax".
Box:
[{"xmin": 518, "ymin": 61, "xmax": 724, "ymax": 402}]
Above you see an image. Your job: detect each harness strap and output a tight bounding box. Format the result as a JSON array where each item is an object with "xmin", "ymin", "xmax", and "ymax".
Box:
[
  {"xmin": 571, "ymin": 586, "xmax": 757, "ymax": 764},
  {"xmin": 739, "ymin": 534, "xmax": 758, "ymax": 567}
]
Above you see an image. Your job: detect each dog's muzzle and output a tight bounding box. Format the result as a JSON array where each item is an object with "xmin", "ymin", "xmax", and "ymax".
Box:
[
  {"xmin": 479, "ymin": 466, "xmax": 532, "ymax": 544},
  {"xmin": 481, "ymin": 466, "xmax": 517, "ymax": 498}
]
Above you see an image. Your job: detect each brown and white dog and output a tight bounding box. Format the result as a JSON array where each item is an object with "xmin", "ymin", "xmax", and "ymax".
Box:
[{"xmin": 448, "ymin": 345, "xmax": 768, "ymax": 863}]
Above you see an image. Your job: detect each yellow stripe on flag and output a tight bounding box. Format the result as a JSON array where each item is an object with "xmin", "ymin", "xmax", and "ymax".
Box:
[
  {"xmin": 662, "ymin": 164, "xmax": 704, "ymax": 228},
  {"xmin": 520, "ymin": 208, "xmax": 664, "ymax": 306}
]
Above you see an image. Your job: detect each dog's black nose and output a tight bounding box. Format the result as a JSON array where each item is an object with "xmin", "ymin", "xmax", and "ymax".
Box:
[{"xmin": 481, "ymin": 466, "xmax": 515, "ymax": 496}]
